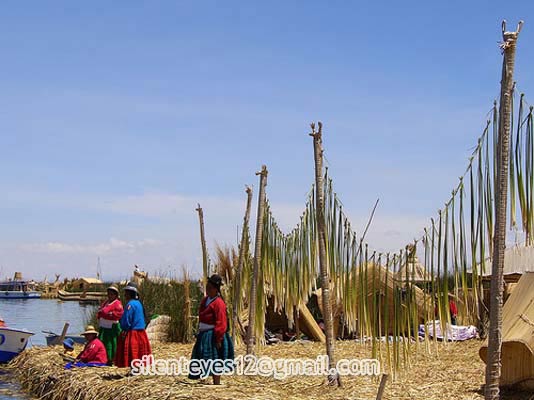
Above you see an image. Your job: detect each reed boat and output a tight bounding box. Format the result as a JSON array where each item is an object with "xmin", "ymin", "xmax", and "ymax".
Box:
[{"xmin": 57, "ymin": 289, "xmax": 106, "ymax": 303}]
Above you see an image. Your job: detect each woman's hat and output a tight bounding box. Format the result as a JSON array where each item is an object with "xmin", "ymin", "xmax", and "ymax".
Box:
[
  {"xmin": 107, "ymin": 286, "xmax": 119, "ymax": 294},
  {"xmin": 63, "ymin": 338, "xmax": 75, "ymax": 349},
  {"xmin": 123, "ymin": 281, "xmax": 138, "ymax": 293},
  {"xmin": 81, "ymin": 325, "xmax": 99, "ymax": 336},
  {"xmin": 207, "ymin": 274, "xmax": 223, "ymax": 288}
]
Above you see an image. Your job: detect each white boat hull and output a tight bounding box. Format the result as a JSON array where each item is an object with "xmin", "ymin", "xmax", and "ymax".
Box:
[
  {"xmin": 0, "ymin": 291, "xmax": 41, "ymax": 299},
  {"xmin": 0, "ymin": 327, "xmax": 34, "ymax": 363}
]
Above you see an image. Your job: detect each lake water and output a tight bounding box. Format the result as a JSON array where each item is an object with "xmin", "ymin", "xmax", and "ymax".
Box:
[{"xmin": 0, "ymin": 299, "xmax": 96, "ymax": 399}]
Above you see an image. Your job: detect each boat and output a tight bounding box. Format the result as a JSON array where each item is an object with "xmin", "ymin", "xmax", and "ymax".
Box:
[
  {"xmin": 0, "ymin": 280, "xmax": 41, "ymax": 299},
  {"xmin": 0, "ymin": 327, "xmax": 34, "ymax": 363},
  {"xmin": 42, "ymin": 330, "xmax": 86, "ymax": 347},
  {"xmin": 58, "ymin": 276, "xmax": 107, "ymax": 304},
  {"xmin": 57, "ymin": 290, "xmax": 106, "ymax": 303}
]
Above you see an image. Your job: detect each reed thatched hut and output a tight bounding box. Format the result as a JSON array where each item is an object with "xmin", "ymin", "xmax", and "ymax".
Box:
[
  {"xmin": 315, "ymin": 263, "xmax": 432, "ymax": 337},
  {"xmin": 69, "ymin": 277, "xmax": 104, "ymax": 291},
  {"xmin": 481, "ymin": 245, "xmax": 534, "ymax": 284},
  {"xmin": 395, "ymin": 256, "xmax": 431, "ymax": 284},
  {"xmin": 479, "ymin": 271, "xmax": 534, "ymax": 388}
]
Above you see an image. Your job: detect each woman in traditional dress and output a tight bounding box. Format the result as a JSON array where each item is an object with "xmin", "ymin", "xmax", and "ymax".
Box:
[
  {"xmin": 114, "ymin": 282, "xmax": 152, "ymax": 368},
  {"xmin": 97, "ymin": 285, "xmax": 124, "ymax": 364},
  {"xmin": 448, "ymin": 293, "xmax": 458, "ymax": 325},
  {"xmin": 189, "ymin": 274, "xmax": 234, "ymax": 385},
  {"xmin": 64, "ymin": 326, "xmax": 108, "ymax": 369},
  {"xmin": 76, "ymin": 325, "xmax": 108, "ymax": 364}
]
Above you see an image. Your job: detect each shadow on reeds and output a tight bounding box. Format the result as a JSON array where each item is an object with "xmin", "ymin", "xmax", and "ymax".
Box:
[{"xmin": 472, "ymin": 385, "xmax": 534, "ymax": 400}]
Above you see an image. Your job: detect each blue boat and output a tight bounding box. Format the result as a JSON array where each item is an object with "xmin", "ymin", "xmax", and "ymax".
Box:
[
  {"xmin": 0, "ymin": 281, "xmax": 41, "ymax": 299},
  {"xmin": 0, "ymin": 327, "xmax": 34, "ymax": 363},
  {"xmin": 42, "ymin": 331, "xmax": 86, "ymax": 346}
]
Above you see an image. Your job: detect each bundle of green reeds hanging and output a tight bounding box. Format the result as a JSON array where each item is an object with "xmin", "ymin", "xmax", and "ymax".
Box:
[{"xmin": 229, "ymin": 93, "xmax": 534, "ymax": 375}]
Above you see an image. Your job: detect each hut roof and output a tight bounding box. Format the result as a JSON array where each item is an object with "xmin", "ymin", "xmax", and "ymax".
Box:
[
  {"xmin": 481, "ymin": 245, "xmax": 534, "ymax": 276},
  {"xmin": 73, "ymin": 277, "xmax": 103, "ymax": 285},
  {"xmin": 395, "ymin": 257, "xmax": 431, "ymax": 283},
  {"xmin": 314, "ymin": 262, "xmax": 433, "ymax": 333}
]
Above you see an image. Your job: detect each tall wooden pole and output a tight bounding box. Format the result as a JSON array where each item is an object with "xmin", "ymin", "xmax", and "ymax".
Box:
[
  {"xmin": 182, "ymin": 269, "xmax": 192, "ymax": 343},
  {"xmin": 485, "ymin": 20, "xmax": 522, "ymax": 400},
  {"xmin": 246, "ymin": 166, "xmax": 268, "ymax": 355},
  {"xmin": 196, "ymin": 204, "xmax": 209, "ymax": 296},
  {"xmin": 310, "ymin": 122, "xmax": 341, "ymax": 386},
  {"xmin": 233, "ymin": 185, "xmax": 253, "ymax": 340}
]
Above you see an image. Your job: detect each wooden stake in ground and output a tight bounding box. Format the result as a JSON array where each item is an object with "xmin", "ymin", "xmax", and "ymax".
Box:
[
  {"xmin": 246, "ymin": 166, "xmax": 268, "ymax": 355},
  {"xmin": 310, "ymin": 122, "xmax": 341, "ymax": 386},
  {"xmin": 196, "ymin": 204, "xmax": 209, "ymax": 295},
  {"xmin": 376, "ymin": 374, "xmax": 389, "ymax": 400},
  {"xmin": 294, "ymin": 306, "xmax": 300, "ymax": 338},
  {"xmin": 233, "ymin": 185, "xmax": 253, "ymax": 340},
  {"xmin": 485, "ymin": 20, "xmax": 523, "ymax": 400}
]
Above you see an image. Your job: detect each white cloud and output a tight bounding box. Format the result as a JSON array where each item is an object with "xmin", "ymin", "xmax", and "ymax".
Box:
[
  {"xmin": 19, "ymin": 237, "xmax": 162, "ymax": 255},
  {"xmin": 98, "ymin": 193, "xmax": 190, "ymax": 217},
  {"xmin": 345, "ymin": 213, "xmax": 431, "ymax": 254},
  {"xmin": 0, "ymin": 187, "xmax": 435, "ymax": 279},
  {"xmin": 2, "ymin": 189, "xmax": 248, "ymax": 220}
]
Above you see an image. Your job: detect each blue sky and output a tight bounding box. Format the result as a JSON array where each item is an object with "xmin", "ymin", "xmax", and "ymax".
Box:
[{"xmin": 1, "ymin": 1, "xmax": 533, "ymax": 281}]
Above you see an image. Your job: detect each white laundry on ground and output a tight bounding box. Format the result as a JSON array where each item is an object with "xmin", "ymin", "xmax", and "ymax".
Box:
[{"xmin": 418, "ymin": 320, "xmax": 478, "ymax": 341}]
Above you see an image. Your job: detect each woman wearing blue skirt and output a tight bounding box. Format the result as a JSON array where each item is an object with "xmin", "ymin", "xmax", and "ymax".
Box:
[{"xmin": 189, "ymin": 274, "xmax": 234, "ymax": 385}]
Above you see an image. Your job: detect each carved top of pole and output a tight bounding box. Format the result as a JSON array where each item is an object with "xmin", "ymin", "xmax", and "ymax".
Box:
[
  {"xmin": 245, "ymin": 185, "xmax": 252, "ymax": 195},
  {"xmin": 195, "ymin": 203, "xmax": 202, "ymax": 213},
  {"xmin": 256, "ymin": 165, "xmax": 268, "ymax": 177},
  {"xmin": 309, "ymin": 121, "xmax": 323, "ymax": 139},
  {"xmin": 501, "ymin": 20, "xmax": 523, "ymax": 50}
]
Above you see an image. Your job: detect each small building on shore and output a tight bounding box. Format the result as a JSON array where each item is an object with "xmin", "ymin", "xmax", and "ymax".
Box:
[{"xmin": 69, "ymin": 277, "xmax": 104, "ymax": 291}]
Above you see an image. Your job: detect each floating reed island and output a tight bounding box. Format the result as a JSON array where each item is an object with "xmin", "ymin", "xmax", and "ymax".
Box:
[
  {"xmin": 8, "ymin": 22, "xmax": 532, "ymax": 399},
  {"xmin": 11, "ymin": 340, "xmax": 532, "ymax": 400}
]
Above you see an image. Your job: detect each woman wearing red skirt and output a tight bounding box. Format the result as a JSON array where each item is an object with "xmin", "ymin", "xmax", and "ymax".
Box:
[{"xmin": 114, "ymin": 282, "xmax": 152, "ymax": 368}]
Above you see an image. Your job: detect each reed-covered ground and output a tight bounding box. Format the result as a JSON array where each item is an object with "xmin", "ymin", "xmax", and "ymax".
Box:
[{"xmin": 9, "ymin": 340, "xmax": 532, "ymax": 400}]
